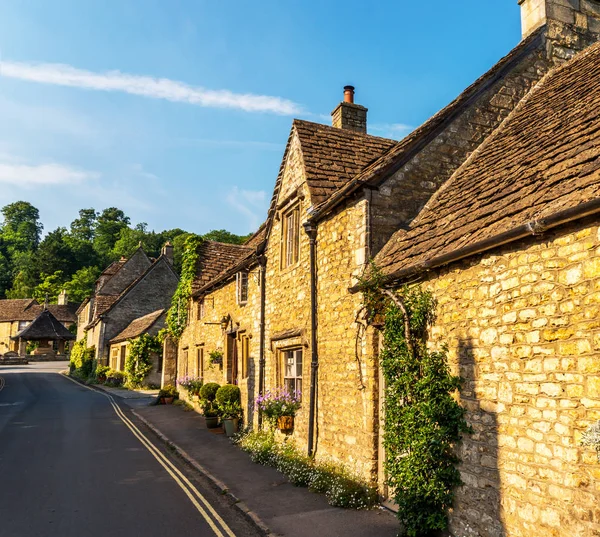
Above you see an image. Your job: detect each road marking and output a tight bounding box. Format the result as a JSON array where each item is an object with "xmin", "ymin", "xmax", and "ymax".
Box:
[
  {"xmin": 0, "ymin": 376, "xmax": 5, "ymax": 392},
  {"xmin": 61, "ymin": 374, "xmax": 237, "ymax": 537}
]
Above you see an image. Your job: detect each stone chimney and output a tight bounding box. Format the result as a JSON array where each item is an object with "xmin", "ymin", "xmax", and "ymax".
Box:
[
  {"xmin": 57, "ymin": 289, "xmax": 68, "ymax": 305},
  {"xmin": 519, "ymin": 0, "xmax": 600, "ymax": 60},
  {"xmin": 331, "ymin": 86, "xmax": 368, "ymax": 134},
  {"xmin": 161, "ymin": 241, "xmax": 174, "ymax": 265}
]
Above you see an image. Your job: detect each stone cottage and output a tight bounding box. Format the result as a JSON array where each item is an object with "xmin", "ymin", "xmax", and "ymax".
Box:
[
  {"xmin": 77, "ymin": 244, "xmax": 178, "ymax": 364},
  {"xmin": 0, "ymin": 294, "xmax": 77, "ymax": 355},
  {"xmin": 108, "ymin": 308, "xmax": 166, "ymax": 386},
  {"xmin": 169, "ymin": 1, "xmax": 600, "ymax": 535}
]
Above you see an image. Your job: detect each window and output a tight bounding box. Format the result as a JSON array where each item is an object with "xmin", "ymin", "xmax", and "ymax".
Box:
[
  {"xmin": 236, "ymin": 272, "xmax": 248, "ymax": 305},
  {"xmin": 197, "ymin": 299, "xmax": 205, "ymax": 320},
  {"xmin": 196, "ymin": 347, "xmax": 204, "ymax": 377},
  {"xmin": 18, "ymin": 321, "xmax": 28, "ymax": 331},
  {"xmin": 281, "ymin": 205, "xmax": 300, "ymax": 268},
  {"xmin": 282, "ymin": 348, "xmax": 302, "ymax": 398},
  {"xmin": 241, "ymin": 335, "xmax": 250, "ymax": 379}
]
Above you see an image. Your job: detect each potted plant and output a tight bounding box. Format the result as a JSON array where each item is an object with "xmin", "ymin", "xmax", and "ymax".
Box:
[
  {"xmin": 255, "ymin": 388, "xmax": 301, "ymax": 432},
  {"xmin": 95, "ymin": 364, "xmax": 110, "ymax": 384},
  {"xmin": 177, "ymin": 375, "xmax": 203, "ymax": 400},
  {"xmin": 209, "ymin": 350, "xmax": 223, "ymax": 367},
  {"xmin": 216, "ymin": 384, "xmax": 242, "ymax": 437},
  {"xmin": 199, "ymin": 382, "xmax": 221, "ymax": 428},
  {"xmin": 158, "ymin": 384, "xmax": 178, "ymax": 404}
]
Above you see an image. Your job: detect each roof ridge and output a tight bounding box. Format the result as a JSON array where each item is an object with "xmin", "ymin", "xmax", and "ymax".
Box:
[{"xmin": 292, "ymin": 118, "xmax": 397, "ymax": 143}]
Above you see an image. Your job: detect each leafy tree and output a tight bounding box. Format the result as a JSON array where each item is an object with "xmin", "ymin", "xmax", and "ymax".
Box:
[
  {"xmin": 35, "ymin": 228, "xmax": 78, "ymax": 278},
  {"xmin": 203, "ymin": 229, "xmax": 252, "ymax": 245},
  {"xmin": 6, "ymin": 269, "xmax": 37, "ymax": 299},
  {"xmin": 0, "ymin": 201, "xmax": 43, "ymax": 253},
  {"xmin": 64, "ymin": 266, "xmax": 101, "ymax": 303},
  {"xmin": 33, "ymin": 271, "xmax": 66, "ymax": 304},
  {"xmin": 70, "ymin": 208, "xmax": 98, "ymax": 242},
  {"xmin": 94, "ymin": 207, "xmax": 130, "ymax": 261}
]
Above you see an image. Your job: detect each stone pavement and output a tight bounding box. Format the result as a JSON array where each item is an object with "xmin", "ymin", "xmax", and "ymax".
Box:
[{"xmin": 132, "ymin": 404, "xmax": 399, "ymax": 537}]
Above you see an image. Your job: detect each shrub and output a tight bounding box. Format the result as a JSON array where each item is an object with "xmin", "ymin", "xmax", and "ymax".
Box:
[
  {"xmin": 69, "ymin": 339, "xmax": 95, "ymax": 379},
  {"xmin": 199, "ymin": 382, "xmax": 220, "ymax": 402},
  {"xmin": 104, "ymin": 369, "xmax": 126, "ymax": 387},
  {"xmin": 215, "ymin": 384, "xmax": 241, "ymax": 406},
  {"xmin": 125, "ymin": 334, "xmax": 161, "ymax": 387},
  {"xmin": 95, "ymin": 364, "xmax": 110, "ymax": 383},
  {"xmin": 237, "ymin": 431, "xmax": 376, "ymax": 510},
  {"xmin": 158, "ymin": 384, "xmax": 179, "ymax": 398}
]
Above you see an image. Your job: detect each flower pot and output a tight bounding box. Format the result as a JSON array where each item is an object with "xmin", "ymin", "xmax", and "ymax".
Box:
[
  {"xmin": 205, "ymin": 416, "xmax": 219, "ymax": 429},
  {"xmin": 164, "ymin": 396, "xmax": 174, "ymax": 405},
  {"xmin": 223, "ymin": 418, "xmax": 239, "ymax": 437},
  {"xmin": 277, "ymin": 415, "xmax": 294, "ymax": 431}
]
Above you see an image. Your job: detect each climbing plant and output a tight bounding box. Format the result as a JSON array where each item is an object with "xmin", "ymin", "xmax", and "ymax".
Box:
[
  {"xmin": 125, "ymin": 333, "xmax": 162, "ymax": 387},
  {"xmin": 166, "ymin": 235, "xmax": 203, "ymax": 338},
  {"xmin": 69, "ymin": 336, "xmax": 95, "ymax": 379},
  {"xmin": 360, "ymin": 263, "xmax": 471, "ymax": 537}
]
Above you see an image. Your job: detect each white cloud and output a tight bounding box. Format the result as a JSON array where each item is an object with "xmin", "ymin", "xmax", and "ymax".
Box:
[
  {"xmin": 370, "ymin": 123, "xmax": 414, "ymax": 139},
  {"xmin": 0, "ymin": 161, "xmax": 99, "ymax": 187},
  {"xmin": 226, "ymin": 187, "xmax": 268, "ymax": 230},
  {"xmin": 0, "ymin": 60, "xmax": 302, "ymax": 115}
]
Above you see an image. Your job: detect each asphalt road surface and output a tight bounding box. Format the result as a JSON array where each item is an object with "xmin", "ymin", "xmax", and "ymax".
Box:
[{"xmin": 0, "ymin": 363, "xmax": 262, "ymax": 537}]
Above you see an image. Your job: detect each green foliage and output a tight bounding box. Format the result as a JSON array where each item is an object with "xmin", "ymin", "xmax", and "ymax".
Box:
[
  {"xmin": 158, "ymin": 384, "xmax": 179, "ymax": 398},
  {"xmin": 64, "ymin": 266, "xmax": 101, "ymax": 303},
  {"xmin": 199, "ymin": 382, "xmax": 220, "ymax": 401},
  {"xmin": 369, "ymin": 283, "xmax": 471, "ymax": 537},
  {"xmin": 215, "ymin": 384, "xmax": 241, "ymax": 406},
  {"xmin": 95, "ymin": 364, "xmax": 110, "ymax": 382},
  {"xmin": 69, "ymin": 338, "xmax": 96, "ymax": 379},
  {"xmin": 33, "ymin": 271, "xmax": 65, "ymax": 303},
  {"xmin": 202, "ymin": 229, "xmax": 251, "ymax": 245},
  {"xmin": 93, "ymin": 207, "xmax": 130, "ymax": 261},
  {"xmin": 105, "ymin": 369, "xmax": 126, "ymax": 387},
  {"xmin": 166, "ymin": 235, "xmax": 203, "ymax": 338},
  {"xmin": 1, "ymin": 201, "xmax": 43, "ymax": 253},
  {"xmin": 209, "ymin": 350, "xmax": 223, "ymax": 365},
  {"xmin": 70, "ymin": 209, "xmax": 98, "ymax": 242},
  {"xmin": 125, "ymin": 333, "xmax": 162, "ymax": 387},
  {"xmin": 237, "ymin": 431, "xmax": 377, "ymax": 509},
  {"xmin": 177, "ymin": 375, "xmax": 203, "ymax": 395},
  {"xmin": 218, "ymin": 400, "xmax": 243, "ymax": 419}
]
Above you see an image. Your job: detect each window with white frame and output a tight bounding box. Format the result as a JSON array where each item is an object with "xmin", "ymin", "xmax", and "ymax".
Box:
[
  {"xmin": 236, "ymin": 272, "xmax": 248, "ymax": 305},
  {"xmin": 197, "ymin": 299, "xmax": 205, "ymax": 320},
  {"xmin": 281, "ymin": 205, "xmax": 300, "ymax": 268},
  {"xmin": 282, "ymin": 348, "xmax": 302, "ymax": 398}
]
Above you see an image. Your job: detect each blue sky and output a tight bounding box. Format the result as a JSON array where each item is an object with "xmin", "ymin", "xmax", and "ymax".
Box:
[{"xmin": 0, "ymin": 1, "xmax": 522, "ymax": 236}]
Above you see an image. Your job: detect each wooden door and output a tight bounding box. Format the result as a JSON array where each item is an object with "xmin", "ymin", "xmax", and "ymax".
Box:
[{"xmin": 226, "ymin": 333, "xmax": 238, "ymax": 384}]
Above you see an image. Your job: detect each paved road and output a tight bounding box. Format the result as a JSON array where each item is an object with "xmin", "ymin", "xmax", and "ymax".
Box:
[{"xmin": 0, "ymin": 363, "xmax": 261, "ymax": 537}]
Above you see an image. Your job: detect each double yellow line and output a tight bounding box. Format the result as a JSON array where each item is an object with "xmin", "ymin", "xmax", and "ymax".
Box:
[{"xmin": 63, "ymin": 375, "xmax": 236, "ymax": 537}]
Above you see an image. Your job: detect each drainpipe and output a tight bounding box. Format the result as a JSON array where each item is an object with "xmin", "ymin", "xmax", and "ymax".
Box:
[
  {"xmin": 304, "ymin": 222, "xmax": 318, "ymax": 457},
  {"xmin": 258, "ymin": 254, "xmax": 267, "ymax": 428}
]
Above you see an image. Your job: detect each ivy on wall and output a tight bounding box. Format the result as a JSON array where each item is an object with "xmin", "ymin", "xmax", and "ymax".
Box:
[
  {"xmin": 166, "ymin": 235, "xmax": 202, "ymax": 338},
  {"xmin": 361, "ymin": 263, "xmax": 471, "ymax": 537},
  {"xmin": 125, "ymin": 333, "xmax": 162, "ymax": 387}
]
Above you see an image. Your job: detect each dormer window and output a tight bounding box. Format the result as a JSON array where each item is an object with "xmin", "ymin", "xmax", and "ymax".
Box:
[
  {"xmin": 236, "ymin": 272, "xmax": 248, "ymax": 305},
  {"xmin": 281, "ymin": 204, "xmax": 300, "ymax": 269}
]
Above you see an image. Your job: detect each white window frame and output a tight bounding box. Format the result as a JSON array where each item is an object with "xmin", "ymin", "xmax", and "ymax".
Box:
[
  {"xmin": 236, "ymin": 272, "xmax": 248, "ymax": 305},
  {"xmin": 198, "ymin": 299, "xmax": 205, "ymax": 320},
  {"xmin": 282, "ymin": 348, "xmax": 303, "ymax": 399},
  {"xmin": 281, "ymin": 205, "xmax": 300, "ymax": 269}
]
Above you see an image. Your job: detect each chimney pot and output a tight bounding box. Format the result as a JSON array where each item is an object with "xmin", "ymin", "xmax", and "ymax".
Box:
[
  {"xmin": 162, "ymin": 241, "xmax": 174, "ymax": 265},
  {"xmin": 343, "ymin": 85, "xmax": 355, "ymax": 104}
]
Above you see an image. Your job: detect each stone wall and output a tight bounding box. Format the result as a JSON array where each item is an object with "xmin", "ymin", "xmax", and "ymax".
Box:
[
  {"xmin": 178, "ymin": 262, "xmax": 262, "ymax": 425},
  {"xmin": 409, "ymin": 217, "xmax": 600, "ymax": 537}
]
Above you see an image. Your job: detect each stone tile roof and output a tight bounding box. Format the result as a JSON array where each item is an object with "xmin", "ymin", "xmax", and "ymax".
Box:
[
  {"xmin": 293, "ymin": 119, "xmax": 396, "ymax": 205},
  {"xmin": 243, "ymin": 223, "xmax": 267, "ymax": 250},
  {"xmin": 309, "ymin": 27, "xmax": 546, "ymax": 221},
  {"xmin": 192, "ymin": 241, "xmax": 254, "ymax": 294},
  {"xmin": 109, "ymin": 309, "xmax": 165, "ymax": 344},
  {"xmin": 13, "ymin": 309, "xmax": 76, "ymax": 341},
  {"xmin": 100, "ymin": 259, "xmax": 126, "ymax": 277},
  {"xmin": 0, "ymin": 299, "xmax": 78, "ymax": 323},
  {"xmin": 376, "ymin": 40, "xmax": 600, "ymax": 281}
]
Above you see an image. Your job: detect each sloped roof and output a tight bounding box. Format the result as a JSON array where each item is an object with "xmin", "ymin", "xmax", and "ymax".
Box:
[
  {"xmin": 309, "ymin": 26, "xmax": 546, "ymax": 222},
  {"xmin": 293, "ymin": 119, "xmax": 396, "ymax": 205},
  {"xmin": 100, "ymin": 259, "xmax": 126, "ymax": 277},
  {"xmin": 243, "ymin": 223, "xmax": 267, "ymax": 250},
  {"xmin": 376, "ymin": 40, "xmax": 600, "ymax": 282},
  {"xmin": 192, "ymin": 241, "xmax": 254, "ymax": 295},
  {"xmin": 0, "ymin": 299, "xmax": 78, "ymax": 323},
  {"xmin": 110, "ymin": 309, "xmax": 165, "ymax": 344},
  {"xmin": 13, "ymin": 309, "xmax": 76, "ymax": 341}
]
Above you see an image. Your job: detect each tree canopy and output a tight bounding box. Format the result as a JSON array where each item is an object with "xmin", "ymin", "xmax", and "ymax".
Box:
[{"xmin": 0, "ymin": 201, "xmax": 251, "ymax": 304}]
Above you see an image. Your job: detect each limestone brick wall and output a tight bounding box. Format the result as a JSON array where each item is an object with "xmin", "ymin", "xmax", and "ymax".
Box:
[
  {"xmin": 177, "ymin": 264, "xmax": 262, "ymax": 425},
  {"xmin": 263, "ymin": 132, "xmax": 312, "ymax": 444},
  {"xmin": 314, "ymin": 199, "xmax": 380, "ymax": 479},
  {"xmin": 413, "ymin": 217, "xmax": 600, "ymax": 537}
]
